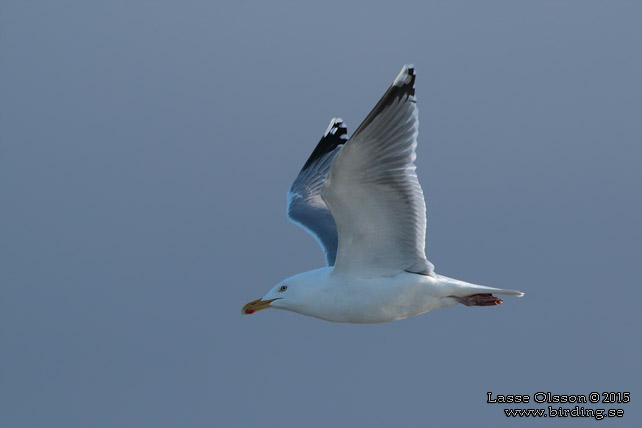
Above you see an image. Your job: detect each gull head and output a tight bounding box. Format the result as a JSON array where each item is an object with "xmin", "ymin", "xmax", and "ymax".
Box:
[
  {"xmin": 242, "ymin": 281, "xmax": 294, "ymax": 315},
  {"xmin": 242, "ymin": 270, "xmax": 326, "ymax": 316}
]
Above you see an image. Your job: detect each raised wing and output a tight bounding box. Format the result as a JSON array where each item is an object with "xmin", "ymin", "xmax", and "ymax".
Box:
[
  {"xmin": 287, "ymin": 118, "xmax": 347, "ymax": 266},
  {"xmin": 322, "ymin": 65, "xmax": 434, "ymax": 276}
]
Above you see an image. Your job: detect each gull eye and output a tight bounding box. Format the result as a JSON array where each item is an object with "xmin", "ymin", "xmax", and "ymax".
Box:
[{"xmin": 279, "ymin": 285, "xmax": 288, "ymax": 292}]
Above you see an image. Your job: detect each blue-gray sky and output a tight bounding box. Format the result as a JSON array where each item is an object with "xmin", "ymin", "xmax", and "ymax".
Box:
[{"xmin": 1, "ymin": 1, "xmax": 640, "ymax": 427}]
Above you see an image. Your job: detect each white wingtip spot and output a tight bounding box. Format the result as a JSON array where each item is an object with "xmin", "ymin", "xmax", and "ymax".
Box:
[
  {"xmin": 323, "ymin": 117, "xmax": 347, "ymax": 137},
  {"xmin": 393, "ymin": 64, "xmax": 415, "ymax": 87}
]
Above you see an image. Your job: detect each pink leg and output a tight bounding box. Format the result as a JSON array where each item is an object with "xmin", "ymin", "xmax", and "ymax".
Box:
[{"xmin": 450, "ymin": 293, "xmax": 503, "ymax": 307}]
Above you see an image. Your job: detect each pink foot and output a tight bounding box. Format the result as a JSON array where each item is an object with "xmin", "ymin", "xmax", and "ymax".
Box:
[{"xmin": 451, "ymin": 293, "xmax": 503, "ymax": 307}]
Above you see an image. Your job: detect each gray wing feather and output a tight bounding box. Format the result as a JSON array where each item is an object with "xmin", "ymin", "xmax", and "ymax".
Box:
[{"xmin": 322, "ymin": 65, "xmax": 435, "ymax": 276}]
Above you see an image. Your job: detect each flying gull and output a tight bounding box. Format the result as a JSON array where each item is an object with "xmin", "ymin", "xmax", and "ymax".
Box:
[{"xmin": 242, "ymin": 65, "xmax": 524, "ymax": 323}]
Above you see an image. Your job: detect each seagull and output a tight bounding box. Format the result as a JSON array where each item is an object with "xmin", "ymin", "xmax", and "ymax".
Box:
[{"xmin": 242, "ymin": 65, "xmax": 524, "ymax": 323}]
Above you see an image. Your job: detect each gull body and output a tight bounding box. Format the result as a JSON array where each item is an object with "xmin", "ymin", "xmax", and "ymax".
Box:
[
  {"xmin": 262, "ymin": 269, "xmax": 522, "ymax": 324},
  {"xmin": 243, "ymin": 65, "xmax": 524, "ymax": 323}
]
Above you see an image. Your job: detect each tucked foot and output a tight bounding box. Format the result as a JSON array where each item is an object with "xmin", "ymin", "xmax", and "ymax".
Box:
[{"xmin": 450, "ymin": 293, "xmax": 503, "ymax": 307}]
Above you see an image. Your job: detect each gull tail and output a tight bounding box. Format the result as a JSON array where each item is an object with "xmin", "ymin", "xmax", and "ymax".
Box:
[
  {"xmin": 454, "ymin": 281, "xmax": 525, "ymax": 297},
  {"xmin": 483, "ymin": 287, "xmax": 525, "ymax": 297}
]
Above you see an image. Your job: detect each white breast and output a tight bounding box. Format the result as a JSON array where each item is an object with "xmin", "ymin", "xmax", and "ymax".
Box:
[{"xmin": 286, "ymin": 270, "xmax": 459, "ymax": 323}]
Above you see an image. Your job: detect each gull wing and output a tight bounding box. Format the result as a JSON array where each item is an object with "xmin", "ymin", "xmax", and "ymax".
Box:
[
  {"xmin": 322, "ymin": 65, "xmax": 434, "ymax": 276},
  {"xmin": 287, "ymin": 118, "xmax": 347, "ymax": 266}
]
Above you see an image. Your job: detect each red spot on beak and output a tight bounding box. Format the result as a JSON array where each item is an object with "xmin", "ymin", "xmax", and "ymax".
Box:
[{"xmin": 245, "ymin": 309, "xmax": 255, "ymax": 314}]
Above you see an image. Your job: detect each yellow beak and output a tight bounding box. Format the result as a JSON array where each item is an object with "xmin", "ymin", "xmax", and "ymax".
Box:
[{"xmin": 242, "ymin": 298, "xmax": 280, "ymax": 315}]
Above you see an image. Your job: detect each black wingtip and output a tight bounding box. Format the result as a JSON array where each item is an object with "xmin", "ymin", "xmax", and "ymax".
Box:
[
  {"xmin": 300, "ymin": 118, "xmax": 347, "ymax": 172},
  {"xmin": 323, "ymin": 117, "xmax": 348, "ymax": 140},
  {"xmin": 350, "ymin": 65, "xmax": 417, "ymax": 135},
  {"xmin": 392, "ymin": 64, "xmax": 416, "ymax": 97}
]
